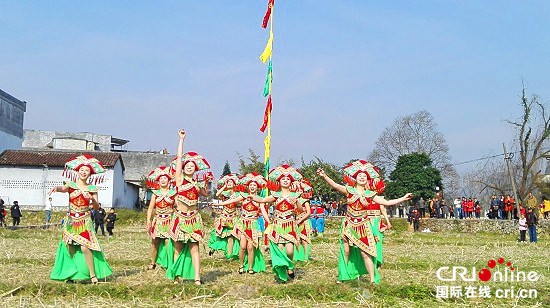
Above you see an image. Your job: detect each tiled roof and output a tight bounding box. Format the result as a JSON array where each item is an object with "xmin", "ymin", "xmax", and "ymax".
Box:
[{"xmin": 0, "ymin": 150, "xmax": 122, "ymax": 168}]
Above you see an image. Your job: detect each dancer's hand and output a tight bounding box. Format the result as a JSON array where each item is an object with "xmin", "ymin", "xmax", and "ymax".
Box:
[
  {"xmin": 178, "ymin": 130, "xmax": 186, "ymax": 140},
  {"xmin": 403, "ymin": 193, "xmax": 413, "ymax": 200},
  {"xmin": 387, "ymin": 223, "xmax": 392, "ymax": 229},
  {"xmin": 146, "ymin": 222, "xmax": 151, "ymax": 235},
  {"xmin": 48, "ymin": 187, "xmax": 56, "ymax": 195},
  {"xmin": 316, "ymin": 168, "xmax": 326, "ymax": 178}
]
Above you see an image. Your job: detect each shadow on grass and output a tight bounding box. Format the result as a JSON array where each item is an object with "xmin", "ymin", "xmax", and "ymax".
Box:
[
  {"xmin": 110, "ymin": 269, "xmax": 142, "ymax": 279},
  {"xmin": 202, "ymin": 269, "xmax": 232, "ymax": 284}
]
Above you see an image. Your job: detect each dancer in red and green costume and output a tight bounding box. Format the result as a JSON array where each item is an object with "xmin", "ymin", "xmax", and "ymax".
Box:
[
  {"xmin": 167, "ymin": 130, "xmax": 212, "ymax": 285},
  {"xmin": 145, "ymin": 166, "xmax": 176, "ymax": 270},
  {"xmin": 249, "ymin": 165, "xmax": 303, "ymax": 282},
  {"xmin": 49, "ymin": 155, "xmax": 112, "ymax": 283},
  {"xmin": 208, "ymin": 174, "xmax": 240, "ymax": 258},
  {"xmin": 293, "ymin": 178, "xmax": 313, "ymax": 261},
  {"xmin": 317, "ymin": 160, "xmax": 412, "ymax": 284},
  {"xmin": 214, "ymin": 172, "xmax": 267, "ymax": 274}
]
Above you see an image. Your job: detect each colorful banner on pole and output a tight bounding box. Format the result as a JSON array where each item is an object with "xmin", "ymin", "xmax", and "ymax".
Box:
[{"xmin": 259, "ymin": 0, "xmax": 275, "ymax": 197}]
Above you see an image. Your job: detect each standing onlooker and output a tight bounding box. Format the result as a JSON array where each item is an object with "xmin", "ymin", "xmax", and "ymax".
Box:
[
  {"xmin": 407, "ymin": 203, "xmax": 415, "ymax": 224},
  {"xmin": 398, "ymin": 202, "xmax": 405, "ymax": 218},
  {"xmin": 453, "ymin": 198, "xmax": 461, "ymax": 219},
  {"xmin": 418, "ymin": 197, "xmax": 425, "ymax": 218},
  {"xmin": 518, "ymin": 214, "xmax": 527, "ymax": 242},
  {"xmin": 10, "ymin": 201, "xmax": 22, "ymax": 226},
  {"xmin": 412, "ymin": 209, "xmax": 421, "ymax": 232},
  {"xmin": 45, "ymin": 197, "xmax": 53, "ymax": 224},
  {"xmin": 474, "ymin": 198, "xmax": 481, "ymax": 219},
  {"xmin": 440, "ymin": 199, "xmax": 449, "ymax": 219},
  {"xmin": 526, "ymin": 208, "xmax": 538, "ymax": 243},
  {"xmin": 106, "ymin": 208, "xmax": 117, "ymax": 236},
  {"xmin": 94, "ymin": 204, "xmax": 106, "ymax": 236},
  {"xmin": 489, "ymin": 195, "xmax": 499, "ymax": 219},
  {"xmin": 330, "ymin": 201, "xmax": 338, "ymax": 216}
]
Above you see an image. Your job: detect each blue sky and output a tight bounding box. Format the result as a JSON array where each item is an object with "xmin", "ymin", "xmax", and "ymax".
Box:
[{"xmin": 1, "ymin": 1, "xmax": 549, "ymax": 176}]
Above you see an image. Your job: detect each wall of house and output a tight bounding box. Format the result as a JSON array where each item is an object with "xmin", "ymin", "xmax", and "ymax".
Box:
[{"xmin": 0, "ymin": 165, "xmax": 116, "ymax": 209}]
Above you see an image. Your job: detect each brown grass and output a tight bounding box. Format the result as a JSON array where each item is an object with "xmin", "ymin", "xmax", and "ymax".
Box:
[{"xmin": 0, "ymin": 213, "xmax": 548, "ymax": 307}]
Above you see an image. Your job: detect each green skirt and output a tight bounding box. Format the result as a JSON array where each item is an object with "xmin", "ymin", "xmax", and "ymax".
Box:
[
  {"xmin": 242, "ymin": 246, "xmax": 267, "ymax": 273},
  {"xmin": 166, "ymin": 243, "xmax": 195, "ymax": 280},
  {"xmin": 370, "ymin": 217, "xmax": 384, "ymax": 268},
  {"xmin": 155, "ymin": 238, "xmax": 175, "ymax": 269},
  {"xmin": 269, "ymin": 240, "xmax": 295, "ymax": 282},
  {"xmin": 50, "ymin": 240, "xmax": 113, "ymax": 281},
  {"xmin": 293, "ymin": 244, "xmax": 311, "ymax": 261},
  {"xmin": 337, "ymin": 218, "xmax": 384, "ymax": 284},
  {"xmin": 208, "ymin": 228, "xmax": 239, "ymax": 259}
]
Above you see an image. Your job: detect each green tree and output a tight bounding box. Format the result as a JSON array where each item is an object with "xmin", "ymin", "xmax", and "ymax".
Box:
[
  {"xmin": 299, "ymin": 157, "xmax": 344, "ymax": 202},
  {"xmin": 385, "ymin": 153, "xmax": 442, "ymax": 201},
  {"xmin": 237, "ymin": 149, "xmax": 265, "ymax": 175},
  {"xmin": 222, "ymin": 161, "xmax": 232, "ymax": 176}
]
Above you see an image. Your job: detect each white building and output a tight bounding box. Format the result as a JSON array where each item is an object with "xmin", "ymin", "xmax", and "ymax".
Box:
[
  {"xmin": 0, "ymin": 150, "xmax": 139, "ymax": 210},
  {"xmin": 0, "ymin": 89, "xmax": 27, "ymax": 153}
]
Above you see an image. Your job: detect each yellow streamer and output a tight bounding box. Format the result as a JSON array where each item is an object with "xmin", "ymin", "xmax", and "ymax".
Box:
[{"xmin": 259, "ymin": 29, "xmax": 274, "ymax": 63}]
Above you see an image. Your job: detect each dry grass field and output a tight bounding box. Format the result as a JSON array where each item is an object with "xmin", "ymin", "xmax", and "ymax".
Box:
[{"xmin": 0, "ymin": 210, "xmax": 548, "ymax": 307}]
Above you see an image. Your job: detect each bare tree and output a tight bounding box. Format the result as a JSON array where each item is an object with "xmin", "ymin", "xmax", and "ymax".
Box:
[
  {"xmin": 504, "ymin": 84, "xmax": 550, "ymax": 201},
  {"xmin": 368, "ymin": 110, "xmax": 458, "ymax": 192},
  {"xmin": 475, "ymin": 84, "xmax": 550, "ymax": 202}
]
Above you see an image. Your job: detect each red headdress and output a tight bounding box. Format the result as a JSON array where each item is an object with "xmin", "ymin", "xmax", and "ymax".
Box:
[
  {"xmin": 146, "ymin": 166, "xmax": 173, "ymax": 189},
  {"xmin": 267, "ymin": 165, "xmax": 303, "ymax": 191},
  {"xmin": 169, "ymin": 151, "xmax": 211, "ymax": 181},
  {"xmin": 238, "ymin": 172, "xmax": 268, "ymax": 192},
  {"xmin": 343, "ymin": 160, "xmax": 385, "ymax": 194},
  {"xmin": 217, "ymin": 174, "xmax": 240, "ymax": 189}
]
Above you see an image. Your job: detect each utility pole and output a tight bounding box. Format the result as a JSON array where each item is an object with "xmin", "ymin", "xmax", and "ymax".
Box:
[{"xmin": 503, "ymin": 143, "xmax": 520, "ymax": 218}]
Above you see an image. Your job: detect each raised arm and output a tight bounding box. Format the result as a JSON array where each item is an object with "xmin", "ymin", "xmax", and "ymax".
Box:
[
  {"xmin": 373, "ymin": 193, "xmax": 413, "ymax": 206},
  {"xmin": 250, "ymin": 194, "xmax": 276, "ymax": 204},
  {"xmin": 48, "ymin": 183, "xmax": 70, "ymax": 195},
  {"xmin": 317, "ymin": 168, "xmax": 347, "ymax": 195},
  {"xmin": 215, "ymin": 183, "xmax": 227, "ymax": 198},
  {"xmin": 175, "ymin": 130, "xmax": 186, "ymax": 187},
  {"xmin": 216, "ymin": 195, "xmax": 244, "ymax": 206}
]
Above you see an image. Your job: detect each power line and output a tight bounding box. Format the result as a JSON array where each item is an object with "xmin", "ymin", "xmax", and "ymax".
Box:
[{"xmin": 452, "ymin": 147, "xmax": 550, "ymax": 166}]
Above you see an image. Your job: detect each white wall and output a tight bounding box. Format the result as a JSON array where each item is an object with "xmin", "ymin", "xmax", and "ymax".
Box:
[
  {"xmin": 0, "ymin": 165, "xmax": 116, "ymax": 209},
  {"xmin": 0, "ymin": 131, "xmax": 22, "ymax": 153}
]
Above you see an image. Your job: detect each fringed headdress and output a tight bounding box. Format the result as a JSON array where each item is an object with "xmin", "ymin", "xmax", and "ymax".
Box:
[
  {"xmin": 217, "ymin": 174, "xmax": 240, "ymax": 189},
  {"xmin": 63, "ymin": 154, "xmax": 106, "ymax": 185},
  {"xmin": 343, "ymin": 160, "xmax": 385, "ymax": 194},
  {"xmin": 146, "ymin": 166, "xmax": 173, "ymax": 189},
  {"xmin": 238, "ymin": 172, "xmax": 267, "ymax": 192},
  {"xmin": 267, "ymin": 164, "xmax": 303, "ymax": 191},
  {"xmin": 170, "ymin": 151, "xmax": 211, "ymax": 181}
]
